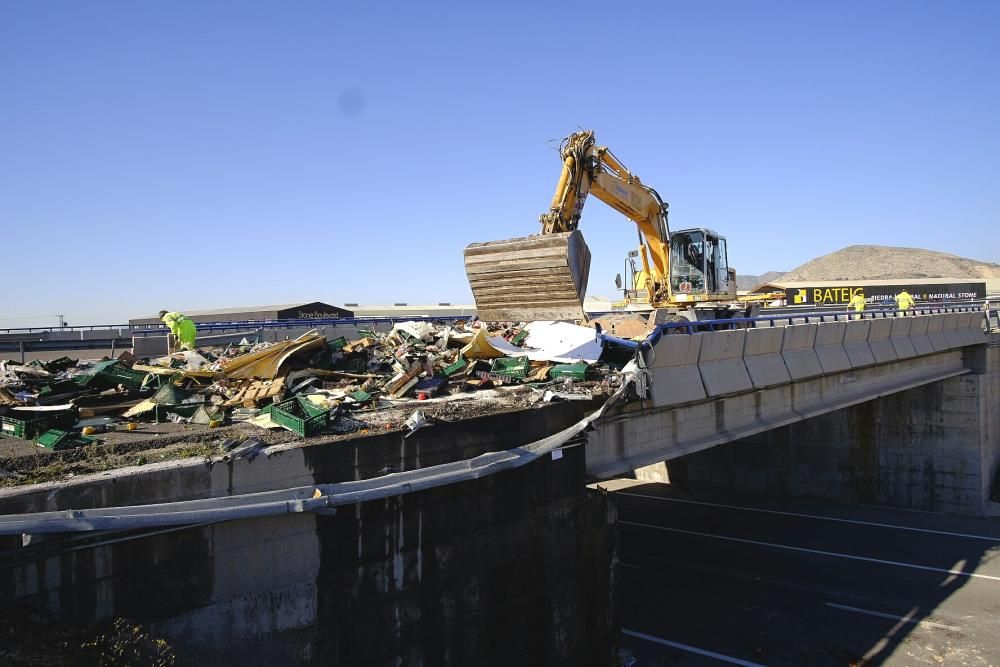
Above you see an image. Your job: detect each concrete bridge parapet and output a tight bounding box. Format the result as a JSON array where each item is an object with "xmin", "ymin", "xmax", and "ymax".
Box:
[
  {"xmin": 743, "ymin": 327, "xmax": 789, "ymax": 389},
  {"xmin": 843, "ymin": 319, "xmax": 876, "ymax": 368},
  {"xmin": 647, "ymin": 333, "xmax": 706, "ymax": 406},
  {"xmin": 814, "ymin": 320, "xmax": 850, "ymax": 373},
  {"xmin": 697, "ymin": 330, "xmax": 752, "ymax": 396},
  {"xmin": 780, "ymin": 323, "xmax": 823, "ymax": 379},
  {"xmin": 889, "ymin": 317, "xmax": 917, "ymax": 359},
  {"xmin": 908, "ymin": 315, "xmax": 934, "ymax": 355},
  {"xmin": 867, "ymin": 317, "xmax": 897, "ymax": 363}
]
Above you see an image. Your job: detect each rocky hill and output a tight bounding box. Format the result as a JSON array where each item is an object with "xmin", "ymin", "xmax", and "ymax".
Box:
[
  {"xmin": 779, "ymin": 245, "xmax": 1000, "ymax": 282},
  {"xmin": 736, "ymin": 270, "xmax": 786, "ymax": 290}
]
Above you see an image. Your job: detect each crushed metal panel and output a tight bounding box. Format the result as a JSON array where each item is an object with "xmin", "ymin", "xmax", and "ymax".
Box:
[{"xmin": 221, "ymin": 331, "xmax": 326, "ymax": 380}]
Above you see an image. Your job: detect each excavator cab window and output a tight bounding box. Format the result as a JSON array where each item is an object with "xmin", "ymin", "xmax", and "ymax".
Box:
[
  {"xmin": 670, "ymin": 230, "xmax": 707, "ymax": 294},
  {"xmin": 717, "ymin": 237, "xmax": 730, "ymax": 293}
]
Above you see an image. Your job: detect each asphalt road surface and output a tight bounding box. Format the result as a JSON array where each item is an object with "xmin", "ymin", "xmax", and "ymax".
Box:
[{"xmin": 607, "ymin": 481, "xmax": 1000, "ymax": 666}]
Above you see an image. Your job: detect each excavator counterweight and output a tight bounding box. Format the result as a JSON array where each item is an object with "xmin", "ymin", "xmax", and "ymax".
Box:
[{"xmin": 463, "ymin": 231, "xmax": 591, "ymax": 322}]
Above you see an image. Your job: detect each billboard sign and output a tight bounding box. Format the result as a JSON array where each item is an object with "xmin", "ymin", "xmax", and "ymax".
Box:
[{"xmin": 786, "ymin": 281, "xmax": 986, "ymax": 306}]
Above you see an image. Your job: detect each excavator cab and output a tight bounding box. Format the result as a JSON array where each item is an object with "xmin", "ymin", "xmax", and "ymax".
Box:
[{"xmin": 668, "ymin": 228, "xmax": 734, "ymax": 300}]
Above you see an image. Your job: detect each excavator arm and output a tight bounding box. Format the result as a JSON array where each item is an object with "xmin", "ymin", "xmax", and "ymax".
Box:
[
  {"xmin": 539, "ymin": 131, "xmax": 672, "ymax": 303},
  {"xmin": 465, "ymin": 130, "xmax": 675, "ymax": 321}
]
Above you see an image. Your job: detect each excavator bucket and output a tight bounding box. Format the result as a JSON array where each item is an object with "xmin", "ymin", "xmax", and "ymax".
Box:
[{"xmin": 464, "ymin": 231, "xmax": 592, "ymax": 322}]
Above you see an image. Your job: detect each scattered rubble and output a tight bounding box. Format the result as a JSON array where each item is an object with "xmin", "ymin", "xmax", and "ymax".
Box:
[{"xmin": 0, "ymin": 319, "xmax": 641, "ymax": 476}]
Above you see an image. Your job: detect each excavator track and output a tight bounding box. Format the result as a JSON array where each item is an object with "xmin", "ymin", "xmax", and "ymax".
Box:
[{"xmin": 464, "ymin": 231, "xmax": 592, "ymax": 322}]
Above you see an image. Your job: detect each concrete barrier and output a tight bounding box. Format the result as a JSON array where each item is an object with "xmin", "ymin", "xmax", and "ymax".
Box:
[
  {"xmin": 648, "ymin": 333, "xmax": 707, "ymax": 407},
  {"xmin": 814, "ymin": 321, "xmax": 850, "ymax": 374},
  {"xmin": 742, "ymin": 327, "xmax": 790, "ymax": 389},
  {"xmin": 941, "ymin": 312, "xmax": 964, "ymax": 349},
  {"xmin": 957, "ymin": 312, "xmax": 985, "ymax": 347},
  {"xmin": 842, "ymin": 319, "xmax": 876, "ymax": 368},
  {"xmin": 867, "ymin": 317, "xmax": 897, "ymax": 364},
  {"xmin": 133, "ymin": 331, "xmax": 260, "ymax": 357},
  {"xmin": 908, "ymin": 316, "xmax": 934, "ymax": 356},
  {"xmin": 888, "ymin": 317, "xmax": 917, "ymax": 359},
  {"xmin": 926, "ymin": 314, "xmax": 949, "ymax": 352},
  {"xmin": 780, "ymin": 324, "xmax": 822, "ymax": 380},
  {"xmin": 697, "ymin": 330, "xmax": 752, "ymax": 397}
]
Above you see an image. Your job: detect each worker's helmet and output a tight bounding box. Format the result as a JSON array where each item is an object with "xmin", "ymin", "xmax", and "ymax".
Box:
[{"xmin": 159, "ymin": 310, "xmax": 168, "ymax": 319}]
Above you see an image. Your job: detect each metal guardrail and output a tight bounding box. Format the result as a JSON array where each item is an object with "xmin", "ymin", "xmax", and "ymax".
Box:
[
  {"xmin": 0, "ymin": 314, "xmax": 474, "ymax": 336},
  {"xmin": 130, "ymin": 315, "xmax": 472, "ymax": 337},
  {"xmin": 596, "ymin": 303, "xmax": 991, "ymax": 351},
  {"xmin": 0, "ymin": 315, "xmax": 474, "ymax": 358},
  {"xmin": 0, "ymin": 337, "xmax": 133, "ymax": 357}
]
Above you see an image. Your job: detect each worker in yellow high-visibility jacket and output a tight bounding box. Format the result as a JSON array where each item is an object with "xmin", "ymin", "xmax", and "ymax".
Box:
[
  {"xmin": 848, "ymin": 293, "xmax": 867, "ymax": 318},
  {"xmin": 160, "ymin": 310, "xmax": 197, "ymax": 351},
  {"xmin": 895, "ymin": 290, "xmax": 916, "ymax": 314}
]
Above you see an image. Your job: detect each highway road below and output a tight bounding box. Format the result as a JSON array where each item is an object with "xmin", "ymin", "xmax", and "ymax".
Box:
[{"xmin": 603, "ymin": 480, "xmax": 1000, "ymax": 666}]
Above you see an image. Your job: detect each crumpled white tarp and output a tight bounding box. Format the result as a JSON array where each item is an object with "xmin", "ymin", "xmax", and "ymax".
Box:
[
  {"xmin": 493, "ymin": 321, "xmax": 602, "ymax": 364},
  {"xmin": 393, "ymin": 321, "xmax": 435, "ymax": 342}
]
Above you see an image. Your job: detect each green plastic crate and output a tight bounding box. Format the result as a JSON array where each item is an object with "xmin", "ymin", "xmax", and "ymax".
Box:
[
  {"xmin": 271, "ymin": 397, "xmax": 329, "ymax": 437},
  {"xmin": 36, "ymin": 429, "xmax": 96, "ymax": 451},
  {"xmin": 548, "ymin": 362, "xmax": 590, "ymax": 381},
  {"xmin": 38, "ymin": 379, "xmax": 84, "ymax": 397},
  {"xmin": 489, "ymin": 356, "xmax": 530, "ymax": 378},
  {"xmin": 439, "ymin": 357, "xmax": 467, "ymax": 377},
  {"xmin": 333, "ymin": 356, "xmax": 368, "ymax": 373},
  {"xmin": 43, "ymin": 357, "xmax": 77, "ymax": 373},
  {"xmin": 511, "ymin": 330, "xmax": 529, "ymax": 346},
  {"xmin": 294, "ymin": 395, "xmax": 330, "ymax": 417},
  {"xmin": 0, "ymin": 410, "xmax": 77, "ymax": 440},
  {"xmin": 328, "ymin": 336, "xmax": 348, "ymax": 350},
  {"xmin": 348, "ymin": 390, "xmax": 372, "ymax": 403},
  {"xmin": 74, "ymin": 361, "xmax": 148, "ymax": 391}
]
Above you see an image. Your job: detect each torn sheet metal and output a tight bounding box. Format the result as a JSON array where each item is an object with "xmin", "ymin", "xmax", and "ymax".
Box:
[{"xmin": 221, "ymin": 331, "xmax": 326, "ymax": 380}]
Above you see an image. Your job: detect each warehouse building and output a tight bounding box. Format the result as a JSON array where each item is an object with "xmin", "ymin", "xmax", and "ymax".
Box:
[{"xmin": 130, "ymin": 302, "xmax": 355, "ymax": 327}]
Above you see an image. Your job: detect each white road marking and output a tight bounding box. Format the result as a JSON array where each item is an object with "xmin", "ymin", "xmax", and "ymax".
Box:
[
  {"xmin": 825, "ymin": 602, "xmax": 961, "ymax": 631},
  {"xmin": 616, "ymin": 493, "xmax": 1000, "ymax": 543},
  {"xmin": 622, "ymin": 628, "xmax": 767, "ymax": 666},
  {"xmin": 620, "ymin": 521, "xmax": 1000, "ymax": 582}
]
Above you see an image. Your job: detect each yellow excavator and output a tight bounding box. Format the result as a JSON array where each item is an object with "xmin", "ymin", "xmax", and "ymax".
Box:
[{"xmin": 464, "ymin": 130, "xmax": 751, "ymax": 323}]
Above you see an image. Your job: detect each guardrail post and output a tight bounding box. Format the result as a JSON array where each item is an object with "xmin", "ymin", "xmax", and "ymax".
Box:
[{"xmin": 19, "ymin": 340, "xmax": 25, "ymax": 364}]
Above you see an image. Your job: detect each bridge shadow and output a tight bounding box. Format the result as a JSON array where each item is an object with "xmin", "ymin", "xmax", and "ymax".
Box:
[{"xmin": 612, "ymin": 480, "xmax": 999, "ymax": 666}]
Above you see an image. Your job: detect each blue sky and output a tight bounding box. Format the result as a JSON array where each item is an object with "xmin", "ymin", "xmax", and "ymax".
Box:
[{"xmin": 2, "ymin": 1, "xmax": 997, "ymax": 327}]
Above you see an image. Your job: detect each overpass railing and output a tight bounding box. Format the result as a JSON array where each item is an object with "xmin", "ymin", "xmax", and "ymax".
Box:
[
  {"xmin": 657, "ymin": 304, "xmax": 986, "ymax": 336},
  {"xmin": 130, "ymin": 315, "xmax": 471, "ymax": 337},
  {"xmin": 597, "ymin": 303, "xmax": 990, "ymax": 351}
]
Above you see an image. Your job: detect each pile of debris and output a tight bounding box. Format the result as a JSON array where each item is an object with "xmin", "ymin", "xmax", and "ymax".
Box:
[{"xmin": 0, "ymin": 319, "xmax": 637, "ymax": 451}]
